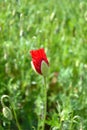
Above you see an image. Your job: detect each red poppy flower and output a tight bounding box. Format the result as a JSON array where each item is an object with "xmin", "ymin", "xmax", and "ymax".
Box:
[{"xmin": 30, "ymin": 48, "xmax": 49, "ymax": 76}]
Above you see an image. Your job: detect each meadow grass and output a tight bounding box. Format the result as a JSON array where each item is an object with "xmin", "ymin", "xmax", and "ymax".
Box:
[{"xmin": 0, "ymin": 0, "xmax": 87, "ymax": 130}]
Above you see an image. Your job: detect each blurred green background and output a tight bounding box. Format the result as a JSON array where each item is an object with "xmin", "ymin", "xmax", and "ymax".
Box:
[{"xmin": 0, "ymin": 0, "xmax": 87, "ymax": 130}]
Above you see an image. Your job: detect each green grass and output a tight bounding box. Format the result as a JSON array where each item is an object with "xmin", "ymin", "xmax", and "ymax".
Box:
[{"xmin": 0, "ymin": 0, "xmax": 87, "ymax": 129}]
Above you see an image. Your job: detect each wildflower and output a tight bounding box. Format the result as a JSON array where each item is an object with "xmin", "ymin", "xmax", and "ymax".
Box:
[{"xmin": 30, "ymin": 48, "xmax": 49, "ymax": 76}]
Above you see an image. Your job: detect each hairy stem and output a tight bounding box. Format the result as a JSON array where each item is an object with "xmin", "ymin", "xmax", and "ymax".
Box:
[{"xmin": 42, "ymin": 77, "xmax": 47, "ymax": 130}]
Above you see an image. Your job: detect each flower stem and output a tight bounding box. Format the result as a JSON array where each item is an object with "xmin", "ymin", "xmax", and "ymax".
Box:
[
  {"xmin": 42, "ymin": 77, "xmax": 47, "ymax": 130},
  {"xmin": 11, "ymin": 102, "xmax": 22, "ymax": 130}
]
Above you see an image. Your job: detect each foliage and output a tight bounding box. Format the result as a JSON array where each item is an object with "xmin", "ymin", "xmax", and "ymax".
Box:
[{"xmin": 0, "ymin": 0, "xmax": 87, "ymax": 129}]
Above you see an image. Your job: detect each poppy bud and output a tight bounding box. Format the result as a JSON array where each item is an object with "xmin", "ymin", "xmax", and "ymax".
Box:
[
  {"xmin": 2, "ymin": 106, "xmax": 12, "ymax": 120},
  {"xmin": 30, "ymin": 48, "xmax": 49, "ymax": 76}
]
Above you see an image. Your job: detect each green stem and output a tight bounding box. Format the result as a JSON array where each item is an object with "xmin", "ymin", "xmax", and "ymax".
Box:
[
  {"xmin": 11, "ymin": 102, "xmax": 22, "ymax": 130},
  {"xmin": 42, "ymin": 77, "xmax": 47, "ymax": 130},
  {"xmin": 37, "ymin": 115, "xmax": 40, "ymax": 130}
]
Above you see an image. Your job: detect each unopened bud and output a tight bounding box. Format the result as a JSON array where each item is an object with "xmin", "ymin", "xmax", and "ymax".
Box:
[{"xmin": 2, "ymin": 106, "xmax": 12, "ymax": 120}]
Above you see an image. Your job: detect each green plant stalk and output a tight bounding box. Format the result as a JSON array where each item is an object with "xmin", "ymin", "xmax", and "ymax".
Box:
[
  {"xmin": 11, "ymin": 103, "xmax": 22, "ymax": 130},
  {"xmin": 42, "ymin": 77, "xmax": 47, "ymax": 130}
]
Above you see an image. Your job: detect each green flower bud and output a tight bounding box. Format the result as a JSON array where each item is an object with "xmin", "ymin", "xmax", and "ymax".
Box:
[{"xmin": 2, "ymin": 106, "xmax": 12, "ymax": 120}]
